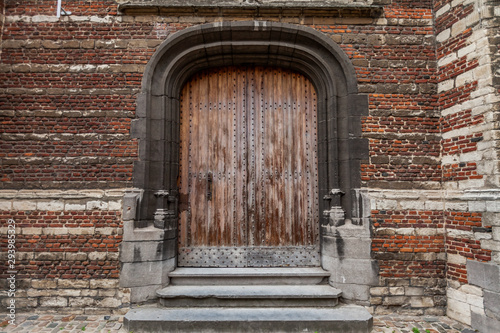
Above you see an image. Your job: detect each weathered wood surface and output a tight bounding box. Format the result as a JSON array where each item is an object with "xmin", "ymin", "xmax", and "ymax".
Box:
[{"xmin": 178, "ymin": 66, "xmax": 319, "ymax": 267}]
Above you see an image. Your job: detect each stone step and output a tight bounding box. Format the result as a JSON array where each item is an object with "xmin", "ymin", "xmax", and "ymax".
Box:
[
  {"xmin": 124, "ymin": 305, "xmax": 373, "ymax": 333},
  {"xmin": 157, "ymin": 284, "xmax": 342, "ymax": 307},
  {"xmin": 169, "ymin": 267, "xmax": 330, "ymax": 285}
]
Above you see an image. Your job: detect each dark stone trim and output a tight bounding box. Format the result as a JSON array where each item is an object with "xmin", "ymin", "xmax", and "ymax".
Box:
[{"xmin": 118, "ymin": 1, "xmax": 388, "ymax": 17}]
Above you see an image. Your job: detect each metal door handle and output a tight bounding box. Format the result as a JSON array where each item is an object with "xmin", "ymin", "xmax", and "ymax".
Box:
[{"xmin": 207, "ymin": 172, "xmax": 213, "ymax": 201}]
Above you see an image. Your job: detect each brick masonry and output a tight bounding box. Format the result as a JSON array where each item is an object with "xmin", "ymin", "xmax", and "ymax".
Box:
[{"xmin": 0, "ymin": 0, "xmax": 499, "ymax": 326}]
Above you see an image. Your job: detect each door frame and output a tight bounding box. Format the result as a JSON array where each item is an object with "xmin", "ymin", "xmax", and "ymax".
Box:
[{"xmin": 120, "ymin": 21, "xmax": 371, "ymax": 300}]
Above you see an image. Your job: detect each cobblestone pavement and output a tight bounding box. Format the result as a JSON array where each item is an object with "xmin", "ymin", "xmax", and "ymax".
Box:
[{"xmin": 0, "ymin": 313, "xmax": 476, "ymax": 333}]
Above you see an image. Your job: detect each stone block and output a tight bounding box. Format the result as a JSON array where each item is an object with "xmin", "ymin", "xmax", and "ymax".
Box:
[
  {"xmin": 459, "ymin": 284, "xmax": 483, "ymax": 296},
  {"xmin": 40, "ymin": 297, "xmax": 68, "ymax": 308},
  {"xmin": 484, "ymin": 290, "xmax": 500, "ymax": 320},
  {"xmin": 120, "ymin": 260, "xmax": 171, "ymax": 288},
  {"xmin": 31, "ymin": 279, "xmax": 57, "ymax": 289},
  {"xmin": 471, "ymin": 310, "xmax": 500, "ymax": 333},
  {"xmin": 467, "ymin": 294, "xmax": 484, "ymax": 309},
  {"xmin": 438, "ymin": 52, "xmax": 457, "ymax": 67},
  {"xmin": 69, "ymin": 297, "xmax": 96, "ymax": 307},
  {"xmin": 321, "ymin": 235, "xmax": 371, "ymax": 260},
  {"xmin": 323, "ymin": 256, "xmax": 379, "ymax": 286},
  {"xmin": 332, "ymin": 283, "xmax": 371, "ymax": 302},
  {"xmin": 370, "ymin": 287, "xmax": 389, "ymax": 296},
  {"xmin": 65, "ymin": 252, "xmax": 88, "ymax": 261},
  {"xmin": 448, "ymin": 253, "xmax": 467, "ymax": 265},
  {"xmin": 480, "ymin": 239, "xmax": 500, "ymax": 251},
  {"xmin": 451, "ymin": 19, "xmax": 466, "ymax": 37},
  {"xmin": 57, "ymin": 279, "xmax": 90, "ymax": 289},
  {"xmin": 383, "ymin": 296, "xmax": 408, "ymax": 306},
  {"xmin": 447, "ymin": 299, "xmax": 472, "ymax": 325},
  {"xmin": 405, "ymin": 287, "xmax": 424, "ymax": 296},
  {"xmin": 90, "ymin": 279, "xmax": 119, "ymax": 289},
  {"xmin": 456, "ymin": 70, "xmax": 474, "ymax": 87},
  {"xmin": 88, "ymin": 252, "xmax": 107, "ymax": 261},
  {"xmin": 12, "ymin": 201, "xmax": 37, "ymax": 210},
  {"xmin": 410, "ymin": 296, "xmax": 434, "ymax": 308},
  {"xmin": 410, "ymin": 278, "xmax": 438, "ymax": 287},
  {"xmin": 36, "ymin": 200, "xmax": 65, "ymax": 211},
  {"xmin": 97, "ymin": 297, "xmax": 122, "ymax": 308},
  {"xmin": 130, "ymin": 285, "xmax": 161, "ymax": 303},
  {"xmin": 123, "ymin": 222, "xmax": 166, "ymax": 242},
  {"xmin": 56, "ymin": 289, "xmax": 82, "ymax": 297},
  {"xmin": 389, "ymin": 287, "xmax": 405, "ymax": 295},
  {"xmin": 120, "ymin": 239, "xmax": 176, "ymax": 263}
]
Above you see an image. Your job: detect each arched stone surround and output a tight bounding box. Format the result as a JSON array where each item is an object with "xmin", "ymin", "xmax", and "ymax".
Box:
[{"xmin": 120, "ymin": 21, "xmax": 377, "ymax": 303}]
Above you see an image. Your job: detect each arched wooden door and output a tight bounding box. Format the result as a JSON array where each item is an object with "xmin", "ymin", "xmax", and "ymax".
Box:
[{"xmin": 178, "ymin": 66, "xmax": 319, "ymax": 267}]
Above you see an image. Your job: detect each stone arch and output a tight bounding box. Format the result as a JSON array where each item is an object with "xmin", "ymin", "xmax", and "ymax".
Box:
[
  {"xmin": 131, "ymin": 21, "xmax": 368, "ymax": 226},
  {"xmin": 121, "ymin": 21, "xmax": 371, "ymax": 300}
]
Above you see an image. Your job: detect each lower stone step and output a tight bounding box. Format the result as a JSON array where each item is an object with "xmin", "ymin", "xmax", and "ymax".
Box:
[
  {"xmin": 157, "ymin": 284, "xmax": 342, "ymax": 307},
  {"xmin": 123, "ymin": 305, "xmax": 373, "ymax": 333},
  {"xmin": 169, "ymin": 267, "xmax": 330, "ymax": 285}
]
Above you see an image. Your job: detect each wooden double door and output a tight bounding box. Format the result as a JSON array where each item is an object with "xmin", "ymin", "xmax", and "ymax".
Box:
[{"xmin": 178, "ymin": 66, "xmax": 319, "ymax": 267}]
